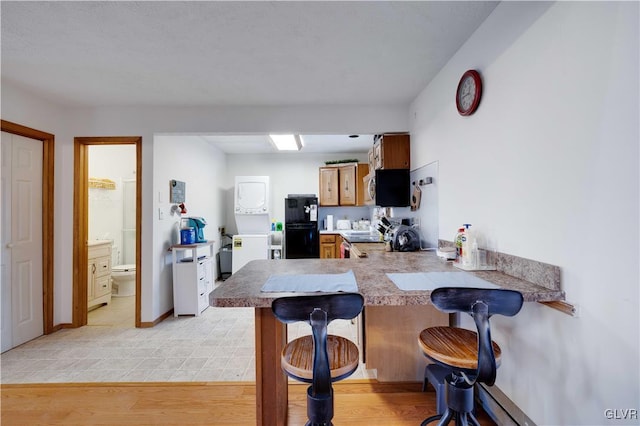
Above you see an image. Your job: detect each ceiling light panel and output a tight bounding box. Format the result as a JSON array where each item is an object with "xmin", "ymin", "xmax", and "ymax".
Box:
[{"xmin": 269, "ymin": 134, "xmax": 302, "ymax": 151}]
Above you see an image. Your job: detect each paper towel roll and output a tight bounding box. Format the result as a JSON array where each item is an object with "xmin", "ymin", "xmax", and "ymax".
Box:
[{"xmin": 326, "ymin": 215, "xmax": 334, "ymax": 231}]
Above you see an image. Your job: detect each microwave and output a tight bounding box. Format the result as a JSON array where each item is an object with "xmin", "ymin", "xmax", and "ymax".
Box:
[{"xmin": 364, "ymin": 169, "xmax": 410, "ymax": 207}]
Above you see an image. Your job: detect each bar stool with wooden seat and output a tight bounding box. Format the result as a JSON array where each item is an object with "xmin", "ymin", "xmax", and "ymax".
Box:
[
  {"xmin": 418, "ymin": 287, "xmax": 524, "ymax": 426},
  {"xmin": 272, "ymin": 292, "xmax": 364, "ymax": 426}
]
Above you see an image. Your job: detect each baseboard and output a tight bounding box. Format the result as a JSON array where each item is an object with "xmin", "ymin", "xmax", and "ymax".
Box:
[
  {"xmin": 139, "ymin": 309, "xmax": 174, "ymax": 328},
  {"xmin": 55, "ymin": 323, "xmax": 74, "ymax": 331},
  {"xmin": 476, "ymin": 383, "xmax": 537, "ymax": 426}
]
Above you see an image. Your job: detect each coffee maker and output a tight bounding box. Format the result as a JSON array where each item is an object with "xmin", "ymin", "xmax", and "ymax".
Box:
[{"xmin": 182, "ymin": 217, "xmax": 208, "ymax": 243}]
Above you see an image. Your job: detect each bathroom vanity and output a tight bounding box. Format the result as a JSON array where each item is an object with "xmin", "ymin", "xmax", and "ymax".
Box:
[{"xmin": 87, "ymin": 240, "xmax": 112, "ymax": 309}]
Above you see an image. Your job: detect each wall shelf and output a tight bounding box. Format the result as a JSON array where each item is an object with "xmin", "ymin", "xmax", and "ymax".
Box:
[{"xmin": 89, "ymin": 177, "xmax": 116, "ymax": 190}]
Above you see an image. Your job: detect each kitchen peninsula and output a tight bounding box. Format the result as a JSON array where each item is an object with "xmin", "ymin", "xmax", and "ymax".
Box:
[{"xmin": 210, "ymin": 250, "xmax": 564, "ymax": 426}]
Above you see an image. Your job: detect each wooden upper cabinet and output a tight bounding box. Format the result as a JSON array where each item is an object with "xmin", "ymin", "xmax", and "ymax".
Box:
[
  {"xmin": 319, "ymin": 167, "xmax": 339, "ymax": 206},
  {"xmin": 353, "ymin": 163, "xmax": 369, "ymax": 206},
  {"xmin": 319, "ymin": 163, "xmax": 369, "ymax": 207},
  {"xmin": 339, "ymin": 165, "xmax": 356, "ymax": 206},
  {"xmin": 371, "ymin": 134, "xmax": 410, "ymax": 170}
]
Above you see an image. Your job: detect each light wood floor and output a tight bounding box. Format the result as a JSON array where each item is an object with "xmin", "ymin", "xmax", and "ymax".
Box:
[{"xmin": 1, "ymin": 380, "xmax": 496, "ymax": 425}]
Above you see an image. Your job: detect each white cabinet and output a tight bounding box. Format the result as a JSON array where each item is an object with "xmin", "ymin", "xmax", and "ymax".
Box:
[
  {"xmin": 88, "ymin": 240, "xmax": 112, "ymax": 309},
  {"xmin": 171, "ymin": 242, "xmax": 215, "ymax": 316}
]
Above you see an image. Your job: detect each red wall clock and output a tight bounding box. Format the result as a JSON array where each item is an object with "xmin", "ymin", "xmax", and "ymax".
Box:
[{"xmin": 456, "ymin": 70, "xmax": 482, "ymax": 116}]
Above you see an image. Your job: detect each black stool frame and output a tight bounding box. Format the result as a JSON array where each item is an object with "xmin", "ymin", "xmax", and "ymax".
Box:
[
  {"xmin": 272, "ymin": 292, "xmax": 364, "ymax": 426},
  {"xmin": 422, "ymin": 287, "xmax": 523, "ymax": 426}
]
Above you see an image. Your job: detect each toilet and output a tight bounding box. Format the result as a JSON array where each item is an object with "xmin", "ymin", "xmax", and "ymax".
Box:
[
  {"xmin": 111, "ymin": 245, "xmax": 136, "ymax": 297},
  {"xmin": 111, "ymin": 264, "xmax": 136, "ymax": 297}
]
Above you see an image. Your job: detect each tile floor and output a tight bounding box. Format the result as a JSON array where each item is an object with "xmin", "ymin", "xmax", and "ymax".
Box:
[{"xmin": 1, "ymin": 294, "xmax": 376, "ymax": 384}]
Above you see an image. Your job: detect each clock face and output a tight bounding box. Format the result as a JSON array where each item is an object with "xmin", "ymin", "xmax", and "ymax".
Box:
[
  {"xmin": 458, "ymin": 77, "xmax": 476, "ymax": 110},
  {"xmin": 456, "ymin": 70, "xmax": 482, "ymax": 116}
]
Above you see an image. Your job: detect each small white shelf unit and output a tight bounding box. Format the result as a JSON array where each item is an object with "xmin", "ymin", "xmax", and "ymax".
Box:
[
  {"xmin": 171, "ymin": 241, "xmax": 215, "ymax": 316},
  {"xmin": 269, "ymin": 230, "xmax": 283, "ymax": 260}
]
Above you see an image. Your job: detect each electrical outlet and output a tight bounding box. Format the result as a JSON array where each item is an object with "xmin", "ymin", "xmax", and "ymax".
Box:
[{"xmin": 218, "ymin": 226, "xmax": 225, "ymax": 235}]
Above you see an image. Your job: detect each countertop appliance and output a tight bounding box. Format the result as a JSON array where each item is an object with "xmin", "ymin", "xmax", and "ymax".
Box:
[
  {"xmin": 284, "ymin": 194, "xmax": 319, "ymax": 259},
  {"xmin": 365, "ymin": 169, "xmax": 410, "ymax": 207},
  {"xmin": 182, "ymin": 217, "xmax": 207, "ymax": 243},
  {"xmin": 232, "ymin": 176, "xmax": 270, "ymax": 273},
  {"xmin": 390, "ymin": 225, "xmax": 421, "ymax": 252},
  {"xmin": 336, "ymin": 219, "xmax": 351, "ymax": 230}
]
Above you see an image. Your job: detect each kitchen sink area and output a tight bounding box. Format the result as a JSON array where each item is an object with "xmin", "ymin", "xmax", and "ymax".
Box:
[{"xmin": 340, "ymin": 232, "xmax": 383, "ymax": 243}]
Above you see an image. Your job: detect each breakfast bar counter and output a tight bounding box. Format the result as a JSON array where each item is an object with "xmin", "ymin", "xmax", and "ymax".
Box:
[
  {"xmin": 210, "ymin": 251, "xmax": 564, "ymax": 425},
  {"xmin": 211, "ymin": 251, "xmax": 564, "ymax": 307}
]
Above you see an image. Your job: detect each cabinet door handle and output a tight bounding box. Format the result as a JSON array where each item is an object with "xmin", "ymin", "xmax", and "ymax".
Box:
[{"xmin": 92, "ymin": 264, "xmax": 96, "ymax": 273}]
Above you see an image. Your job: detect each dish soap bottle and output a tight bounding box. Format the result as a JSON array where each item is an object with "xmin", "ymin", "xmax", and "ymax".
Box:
[
  {"xmin": 461, "ymin": 224, "xmax": 474, "ymax": 267},
  {"xmin": 454, "ymin": 227, "xmax": 465, "ymax": 262}
]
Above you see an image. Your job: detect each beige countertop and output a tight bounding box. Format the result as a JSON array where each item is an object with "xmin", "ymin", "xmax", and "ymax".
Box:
[
  {"xmin": 210, "ymin": 250, "xmax": 565, "ymax": 308},
  {"xmin": 87, "ymin": 239, "xmax": 113, "ymax": 246}
]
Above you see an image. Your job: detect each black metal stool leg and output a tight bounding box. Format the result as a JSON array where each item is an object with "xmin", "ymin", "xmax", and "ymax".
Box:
[
  {"xmin": 306, "ymin": 385, "xmax": 333, "ymax": 426},
  {"xmin": 421, "ymin": 408, "xmax": 454, "ymax": 426},
  {"xmin": 438, "ymin": 410, "xmax": 455, "ymax": 426},
  {"xmin": 456, "ymin": 412, "xmax": 470, "ymax": 426},
  {"xmin": 421, "ymin": 414, "xmax": 439, "ymax": 426},
  {"xmin": 467, "ymin": 412, "xmax": 481, "ymax": 426}
]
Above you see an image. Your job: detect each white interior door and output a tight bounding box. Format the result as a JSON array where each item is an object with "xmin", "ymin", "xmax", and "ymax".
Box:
[{"xmin": 1, "ymin": 131, "xmax": 43, "ymax": 352}]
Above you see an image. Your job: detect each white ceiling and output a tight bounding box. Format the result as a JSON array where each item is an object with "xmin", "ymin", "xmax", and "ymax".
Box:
[
  {"xmin": 198, "ymin": 134, "xmax": 376, "ymax": 154},
  {"xmin": 1, "ymin": 1, "xmax": 499, "ymax": 153}
]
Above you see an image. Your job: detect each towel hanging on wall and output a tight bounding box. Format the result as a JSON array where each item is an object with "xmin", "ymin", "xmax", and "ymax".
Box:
[{"xmin": 410, "ymin": 183, "xmax": 421, "ymax": 211}]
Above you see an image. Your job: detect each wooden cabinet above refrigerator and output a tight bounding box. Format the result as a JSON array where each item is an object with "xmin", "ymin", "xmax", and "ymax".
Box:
[{"xmin": 370, "ymin": 134, "xmax": 410, "ymax": 170}]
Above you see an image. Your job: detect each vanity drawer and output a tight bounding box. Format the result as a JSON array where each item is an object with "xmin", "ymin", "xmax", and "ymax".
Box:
[
  {"xmin": 89, "ymin": 244, "xmax": 111, "ymax": 259},
  {"xmin": 94, "ymin": 256, "xmax": 111, "ymax": 277}
]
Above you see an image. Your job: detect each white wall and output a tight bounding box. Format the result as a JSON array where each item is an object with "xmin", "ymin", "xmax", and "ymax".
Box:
[
  {"xmin": 153, "ymin": 136, "xmax": 228, "ymax": 316},
  {"xmin": 1, "ymin": 84, "xmax": 77, "ymax": 326},
  {"xmin": 410, "ymin": 2, "xmax": 639, "ymax": 424}
]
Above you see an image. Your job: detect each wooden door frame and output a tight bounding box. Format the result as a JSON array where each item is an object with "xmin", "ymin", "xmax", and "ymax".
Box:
[
  {"xmin": 1, "ymin": 120, "xmax": 55, "ymax": 334},
  {"xmin": 73, "ymin": 137, "xmax": 142, "ymax": 328}
]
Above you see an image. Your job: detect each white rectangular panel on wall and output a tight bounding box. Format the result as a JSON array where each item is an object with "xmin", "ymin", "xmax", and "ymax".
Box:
[{"xmin": 407, "ymin": 161, "xmax": 439, "ymax": 249}]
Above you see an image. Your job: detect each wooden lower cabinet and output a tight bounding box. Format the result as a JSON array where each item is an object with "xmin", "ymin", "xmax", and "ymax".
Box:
[
  {"xmin": 365, "ymin": 305, "xmax": 448, "ymax": 382},
  {"xmin": 319, "ymin": 233, "xmax": 342, "ymax": 259}
]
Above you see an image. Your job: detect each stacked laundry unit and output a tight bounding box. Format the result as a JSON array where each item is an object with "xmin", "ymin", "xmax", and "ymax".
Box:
[{"xmin": 231, "ymin": 176, "xmax": 271, "ymax": 274}]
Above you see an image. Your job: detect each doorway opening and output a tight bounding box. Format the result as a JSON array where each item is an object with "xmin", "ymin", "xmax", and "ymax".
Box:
[{"xmin": 73, "ymin": 137, "xmax": 142, "ymax": 328}]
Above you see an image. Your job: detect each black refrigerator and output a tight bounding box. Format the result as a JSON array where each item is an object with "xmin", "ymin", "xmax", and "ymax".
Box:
[{"xmin": 284, "ymin": 194, "xmax": 319, "ymax": 259}]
